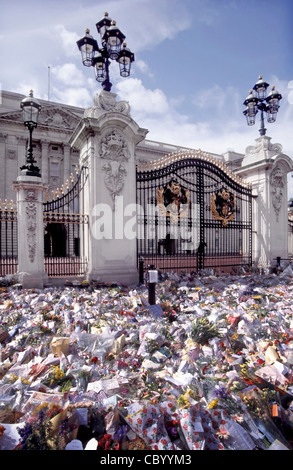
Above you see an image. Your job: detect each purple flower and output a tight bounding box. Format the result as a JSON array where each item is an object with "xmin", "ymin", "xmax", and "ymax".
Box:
[
  {"xmin": 114, "ymin": 424, "xmax": 129, "ymax": 443},
  {"xmin": 214, "ymin": 385, "xmax": 228, "ymax": 399}
]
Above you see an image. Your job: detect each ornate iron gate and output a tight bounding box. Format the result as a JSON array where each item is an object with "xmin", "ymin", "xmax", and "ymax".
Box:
[
  {"xmin": 136, "ymin": 151, "xmax": 252, "ymax": 274},
  {"xmin": 43, "ymin": 166, "xmax": 88, "ymax": 277},
  {"xmin": 0, "ymin": 199, "xmax": 18, "ymax": 276}
]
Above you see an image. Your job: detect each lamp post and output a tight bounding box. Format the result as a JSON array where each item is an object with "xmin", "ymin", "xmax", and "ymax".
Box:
[
  {"xmin": 20, "ymin": 90, "xmax": 41, "ymax": 177},
  {"xmin": 243, "ymin": 76, "xmax": 282, "ymax": 136},
  {"xmin": 77, "ymin": 12, "xmax": 134, "ymax": 92}
]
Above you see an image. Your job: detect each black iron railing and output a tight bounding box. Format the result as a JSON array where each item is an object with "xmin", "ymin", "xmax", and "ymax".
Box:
[{"xmin": 0, "ymin": 201, "xmax": 18, "ymax": 276}]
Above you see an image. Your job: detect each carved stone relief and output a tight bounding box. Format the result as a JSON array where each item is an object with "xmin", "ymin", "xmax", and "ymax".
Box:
[
  {"xmin": 25, "ymin": 189, "xmax": 37, "ymax": 263},
  {"xmin": 84, "ymin": 91, "xmax": 130, "ymax": 118},
  {"xmin": 270, "ymin": 165, "xmax": 285, "ymax": 221},
  {"xmin": 7, "ymin": 149, "xmax": 16, "ymax": 160},
  {"xmin": 246, "ymin": 137, "xmax": 283, "ymax": 157},
  {"xmin": 99, "ymin": 129, "xmax": 130, "ymax": 207},
  {"xmin": 94, "ymin": 92, "xmax": 130, "ymax": 115}
]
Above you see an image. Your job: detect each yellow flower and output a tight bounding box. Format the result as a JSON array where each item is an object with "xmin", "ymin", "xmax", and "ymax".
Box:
[
  {"xmin": 185, "ymin": 388, "xmax": 196, "ymax": 400},
  {"xmin": 177, "ymin": 395, "xmax": 191, "ymax": 408},
  {"xmin": 21, "ymin": 378, "xmax": 31, "ymax": 385},
  {"xmin": 208, "ymin": 398, "xmax": 219, "ymax": 409}
]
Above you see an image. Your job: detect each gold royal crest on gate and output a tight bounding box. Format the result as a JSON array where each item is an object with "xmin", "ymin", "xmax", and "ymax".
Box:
[
  {"xmin": 157, "ymin": 179, "xmax": 189, "ymax": 223},
  {"xmin": 211, "ymin": 188, "xmax": 236, "ymax": 226}
]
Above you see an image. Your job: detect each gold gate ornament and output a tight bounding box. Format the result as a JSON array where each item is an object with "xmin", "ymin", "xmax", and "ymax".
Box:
[{"xmin": 211, "ymin": 189, "xmax": 236, "ymax": 226}]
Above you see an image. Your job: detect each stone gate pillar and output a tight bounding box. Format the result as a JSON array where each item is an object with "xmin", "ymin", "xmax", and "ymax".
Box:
[
  {"xmin": 237, "ymin": 135, "xmax": 293, "ymax": 270},
  {"xmin": 70, "ymin": 90, "xmax": 148, "ymax": 284},
  {"xmin": 13, "ymin": 176, "xmax": 48, "ymax": 288}
]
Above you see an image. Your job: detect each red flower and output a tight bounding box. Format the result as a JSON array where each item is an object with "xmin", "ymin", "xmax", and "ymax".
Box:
[{"xmin": 0, "ymin": 425, "xmax": 6, "ymax": 437}]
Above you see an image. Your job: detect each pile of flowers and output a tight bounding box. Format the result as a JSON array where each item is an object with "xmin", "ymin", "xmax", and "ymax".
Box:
[{"xmin": 1, "ymin": 270, "xmax": 293, "ymax": 450}]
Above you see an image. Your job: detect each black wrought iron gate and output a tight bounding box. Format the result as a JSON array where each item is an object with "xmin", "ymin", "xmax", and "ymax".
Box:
[
  {"xmin": 43, "ymin": 166, "xmax": 88, "ymax": 277},
  {"xmin": 136, "ymin": 151, "xmax": 252, "ymax": 274}
]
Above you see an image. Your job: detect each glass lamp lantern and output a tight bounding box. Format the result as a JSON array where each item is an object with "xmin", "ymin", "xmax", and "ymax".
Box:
[
  {"xmin": 243, "ymin": 90, "xmax": 258, "ymax": 125},
  {"xmin": 93, "ymin": 51, "xmax": 106, "ymax": 82},
  {"xmin": 243, "ymin": 76, "xmax": 282, "ymax": 135},
  {"xmin": 266, "ymin": 86, "xmax": 282, "ymax": 123},
  {"xmin": 253, "ymin": 75, "xmax": 269, "ymax": 100},
  {"xmin": 76, "ymin": 29, "xmax": 98, "ymax": 67},
  {"xmin": 118, "ymin": 43, "xmax": 134, "ymax": 77},
  {"xmin": 103, "ymin": 20, "xmax": 125, "ymax": 60},
  {"xmin": 77, "ymin": 12, "xmax": 134, "ymax": 92},
  {"xmin": 20, "ymin": 90, "xmax": 41, "ymax": 127},
  {"xmin": 20, "ymin": 90, "xmax": 41, "ymax": 177},
  {"xmin": 96, "ymin": 12, "xmax": 112, "ymax": 45}
]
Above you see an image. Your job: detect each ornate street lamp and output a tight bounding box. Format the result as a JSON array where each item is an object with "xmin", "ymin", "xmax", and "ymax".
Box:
[
  {"xmin": 243, "ymin": 76, "xmax": 282, "ymax": 136},
  {"xmin": 20, "ymin": 90, "xmax": 41, "ymax": 177},
  {"xmin": 77, "ymin": 12, "xmax": 134, "ymax": 92}
]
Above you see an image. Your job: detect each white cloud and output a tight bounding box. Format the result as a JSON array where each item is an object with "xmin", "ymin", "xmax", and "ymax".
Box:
[
  {"xmin": 115, "ymin": 75, "xmax": 293, "ymax": 158},
  {"xmin": 192, "ymin": 84, "xmax": 241, "ymax": 117},
  {"xmin": 135, "ymin": 60, "xmax": 154, "ymax": 78},
  {"xmin": 15, "ymin": 83, "xmax": 44, "ymax": 101},
  {"xmin": 113, "ymin": 0, "xmax": 191, "ymax": 51},
  {"xmin": 54, "ymin": 24, "xmax": 80, "ymax": 58},
  {"xmin": 287, "ymin": 80, "xmax": 293, "ymax": 105},
  {"xmin": 52, "ymin": 86, "xmax": 92, "ymax": 108},
  {"xmin": 116, "ymin": 78, "xmax": 169, "ymax": 116},
  {"xmin": 51, "ymin": 63, "xmax": 84, "ymax": 87}
]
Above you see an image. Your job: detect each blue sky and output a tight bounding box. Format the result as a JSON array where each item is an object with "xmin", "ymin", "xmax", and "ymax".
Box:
[{"xmin": 1, "ymin": 0, "xmax": 293, "ymax": 176}]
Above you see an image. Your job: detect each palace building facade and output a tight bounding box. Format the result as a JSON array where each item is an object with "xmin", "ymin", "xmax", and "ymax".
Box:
[
  {"xmin": 0, "ymin": 89, "xmax": 292, "ymax": 286},
  {"xmin": 0, "ymin": 90, "xmax": 243, "ymax": 205}
]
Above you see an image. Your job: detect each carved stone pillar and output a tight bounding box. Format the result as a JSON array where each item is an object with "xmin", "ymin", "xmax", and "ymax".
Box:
[
  {"xmin": 0, "ymin": 134, "xmax": 7, "ymax": 200},
  {"xmin": 237, "ymin": 135, "xmax": 293, "ymax": 269},
  {"xmin": 13, "ymin": 176, "xmax": 48, "ymax": 288},
  {"xmin": 70, "ymin": 90, "xmax": 148, "ymax": 284},
  {"xmin": 41, "ymin": 140, "xmax": 50, "ymax": 184},
  {"xmin": 63, "ymin": 143, "xmax": 71, "ymax": 185}
]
